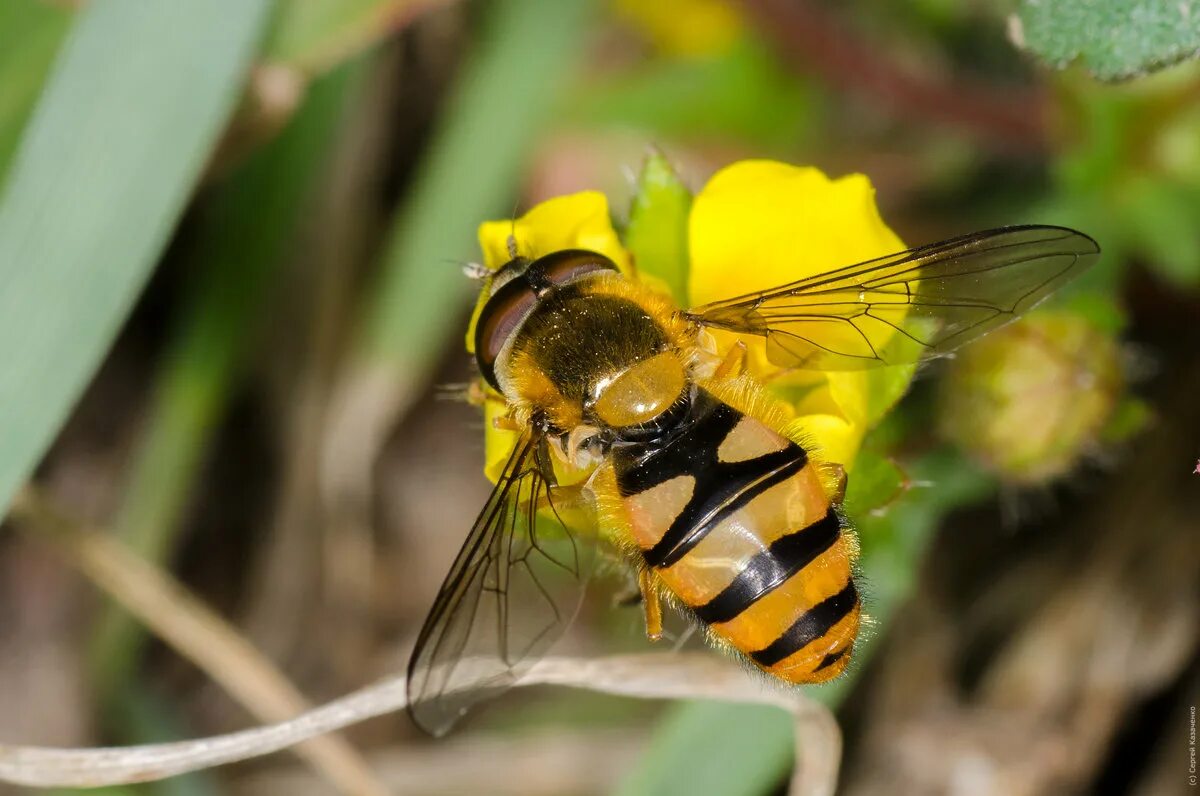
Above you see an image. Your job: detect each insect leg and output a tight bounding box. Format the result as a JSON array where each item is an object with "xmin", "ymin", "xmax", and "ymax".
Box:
[
  {"xmin": 712, "ymin": 341, "xmax": 748, "ymax": 380},
  {"xmin": 492, "ymin": 414, "xmax": 524, "ymax": 432},
  {"xmin": 827, "ymin": 463, "xmax": 848, "ymax": 504},
  {"xmin": 639, "ymin": 568, "xmax": 663, "ymax": 642},
  {"xmin": 533, "ymin": 482, "xmax": 587, "ymax": 513}
]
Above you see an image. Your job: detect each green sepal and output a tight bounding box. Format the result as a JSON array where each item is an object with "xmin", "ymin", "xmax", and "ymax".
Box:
[
  {"xmin": 842, "ymin": 448, "xmax": 908, "ymax": 518},
  {"xmin": 625, "ymin": 151, "xmax": 692, "ymax": 305}
]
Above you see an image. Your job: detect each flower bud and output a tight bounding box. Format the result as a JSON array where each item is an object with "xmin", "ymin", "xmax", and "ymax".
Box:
[{"xmin": 937, "ymin": 312, "xmax": 1124, "ymax": 483}]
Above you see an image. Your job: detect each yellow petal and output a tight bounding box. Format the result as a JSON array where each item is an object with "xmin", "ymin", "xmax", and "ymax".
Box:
[
  {"xmin": 689, "ymin": 160, "xmax": 903, "ymax": 307},
  {"xmin": 792, "ymin": 413, "xmax": 863, "ymax": 472},
  {"xmin": 478, "ymin": 191, "xmax": 630, "ymax": 271},
  {"xmin": 778, "ymin": 375, "xmax": 867, "ymax": 472},
  {"xmin": 688, "ymin": 160, "xmax": 908, "ymax": 469},
  {"xmin": 826, "ymin": 372, "xmax": 870, "ymax": 428},
  {"xmin": 483, "ymin": 396, "xmax": 521, "ymax": 484}
]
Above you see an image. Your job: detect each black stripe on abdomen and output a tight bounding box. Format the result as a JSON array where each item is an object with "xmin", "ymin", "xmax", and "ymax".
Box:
[
  {"xmin": 612, "ymin": 389, "xmax": 809, "ymax": 570},
  {"xmin": 749, "ymin": 581, "xmax": 858, "ymax": 667},
  {"xmin": 814, "ymin": 647, "xmax": 849, "ymax": 672},
  {"xmin": 691, "ymin": 509, "xmax": 841, "ymax": 625},
  {"xmin": 647, "ymin": 450, "xmax": 805, "ymax": 568},
  {"xmin": 612, "ymin": 390, "xmax": 739, "ymax": 496}
]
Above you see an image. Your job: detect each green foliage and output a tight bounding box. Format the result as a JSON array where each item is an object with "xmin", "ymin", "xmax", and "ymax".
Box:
[
  {"xmin": 1120, "ymin": 174, "xmax": 1200, "ymax": 284},
  {"xmin": 1059, "ymin": 291, "xmax": 1127, "ymax": 335},
  {"xmin": 0, "ymin": 0, "xmax": 271, "ymax": 518},
  {"xmin": 625, "ymin": 152, "xmax": 693, "ymax": 305},
  {"xmin": 852, "ymin": 447, "xmax": 994, "ymax": 618},
  {"xmin": 566, "ymin": 38, "xmax": 815, "ymax": 148},
  {"xmin": 863, "ymin": 364, "xmax": 919, "ymax": 427},
  {"xmin": 361, "ymin": 0, "xmax": 596, "ymax": 368},
  {"xmin": 1016, "ymin": 0, "xmax": 1200, "ymax": 80},
  {"xmin": 1048, "ymin": 67, "xmax": 1200, "ymax": 289},
  {"xmin": 88, "ymin": 63, "xmax": 363, "ymax": 708},
  {"xmin": 843, "ymin": 450, "xmax": 907, "ymax": 517},
  {"xmin": 616, "ymin": 701, "xmax": 795, "ymax": 796}
]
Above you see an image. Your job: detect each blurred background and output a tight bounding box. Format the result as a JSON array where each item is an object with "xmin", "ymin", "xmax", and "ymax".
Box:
[{"xmin": 1, "ymin": 0, "xmax": 1198, "ymax": 794}]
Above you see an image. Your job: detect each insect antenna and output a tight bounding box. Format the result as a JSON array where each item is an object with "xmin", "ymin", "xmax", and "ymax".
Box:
[{"xmin": 506, "ymin": 199, "xmax": 522, "ymax": 259}]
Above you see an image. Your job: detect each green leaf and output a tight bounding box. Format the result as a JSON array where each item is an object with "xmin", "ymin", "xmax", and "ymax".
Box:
[
  {"xmin": 852, "ymin": 447, "xmax": 994, "ymax": 622},
  {"xmin": 1121, "ymin": 174, "xmax": 1200, "ymax": 285},
  {"xmin": 863, "ymin": 363, "xmax": 918, "ymax": 427},
  {"xmin": 0, "ymin": 0, "xmax": 72, "ymax": 184},
  {"xmin": 625, "ymin": 151, "xmax": 692, "ymax": 305},
  {"xmin": 616, "ymin": 701, "xmax": 794, "ymax": 796},
  {"xmin": 0, "ymin": 0, "xmax": 272, "ymax": 517},
  {"xmin": 842, "ymin": 449, "xmax": 907, "ymax": 518},
  {"xmin": 1015, "ymin": 0, "xmax": 1200, "ymax": 81}
]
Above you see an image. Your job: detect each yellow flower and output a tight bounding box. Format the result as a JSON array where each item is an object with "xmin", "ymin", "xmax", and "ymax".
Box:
[
  {"xmin": 474, "ymin": 160, "xmax": 913, "ymax": 481},
  {"xmin": 689, "ymin": 160, "xmax": 910, "ymax": 469}
]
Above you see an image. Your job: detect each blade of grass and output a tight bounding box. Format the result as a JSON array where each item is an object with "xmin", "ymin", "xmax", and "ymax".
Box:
[
  {"xmin": 0, "ymin": 0, "xmax": 272, "ymax": 518},
  {"xmin": 0, "ymin": 0, "xmax": 73, "ymax": 184},
  {"xmin": 613, "ymin": 701, "xmax": 796, "ymax": 796},
  {"xmin": 86, "ymin": 58, "xmax": 366, "ymax": 710}
]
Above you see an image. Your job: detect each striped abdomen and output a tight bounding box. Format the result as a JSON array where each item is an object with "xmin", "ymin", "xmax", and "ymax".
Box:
[{"xmin": 610, "ymin": 389, "xmax": 860, "ymax": 682}]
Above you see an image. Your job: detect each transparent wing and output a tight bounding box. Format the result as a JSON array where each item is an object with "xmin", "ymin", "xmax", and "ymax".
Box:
[
  {"xmin": 406, "ymin": 429, "xmax": 593, "ymax": 736},
  {"xmin": 686, "ymin": 225, "xmax": 1100, "ymax": 370}
]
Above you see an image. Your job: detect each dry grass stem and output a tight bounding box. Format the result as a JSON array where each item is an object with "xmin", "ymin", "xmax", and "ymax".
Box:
[
  {"xmin": 0, "ymin": 650, "xmax": 840, "ymax": 795},
  {"xmin": 531, "ymin": 654, "xmax": 842, "ymax": 796},
  {"xmin": 7, "ymin": 487, "xmax": 389, "ymax": 796}
]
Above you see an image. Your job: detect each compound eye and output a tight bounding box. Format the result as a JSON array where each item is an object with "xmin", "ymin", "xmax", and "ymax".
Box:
[
  {"xmin": 475, "ymin": 277, "xmax": 538, "ymax": 390},
  {"xmin": 532, "ymin": 249, "xmax": 618, "ymax": 287}
]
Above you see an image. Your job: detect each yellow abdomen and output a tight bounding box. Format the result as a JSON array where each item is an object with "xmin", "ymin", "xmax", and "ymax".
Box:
[{"xmin": 602, "ymin": 387, "xmax": 860, "ymax": 682}]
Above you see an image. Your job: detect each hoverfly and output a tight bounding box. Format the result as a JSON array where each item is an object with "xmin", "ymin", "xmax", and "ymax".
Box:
[{"xmin": 406, "ymin": 224, "xmax": 1099, "ymax": 734}]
